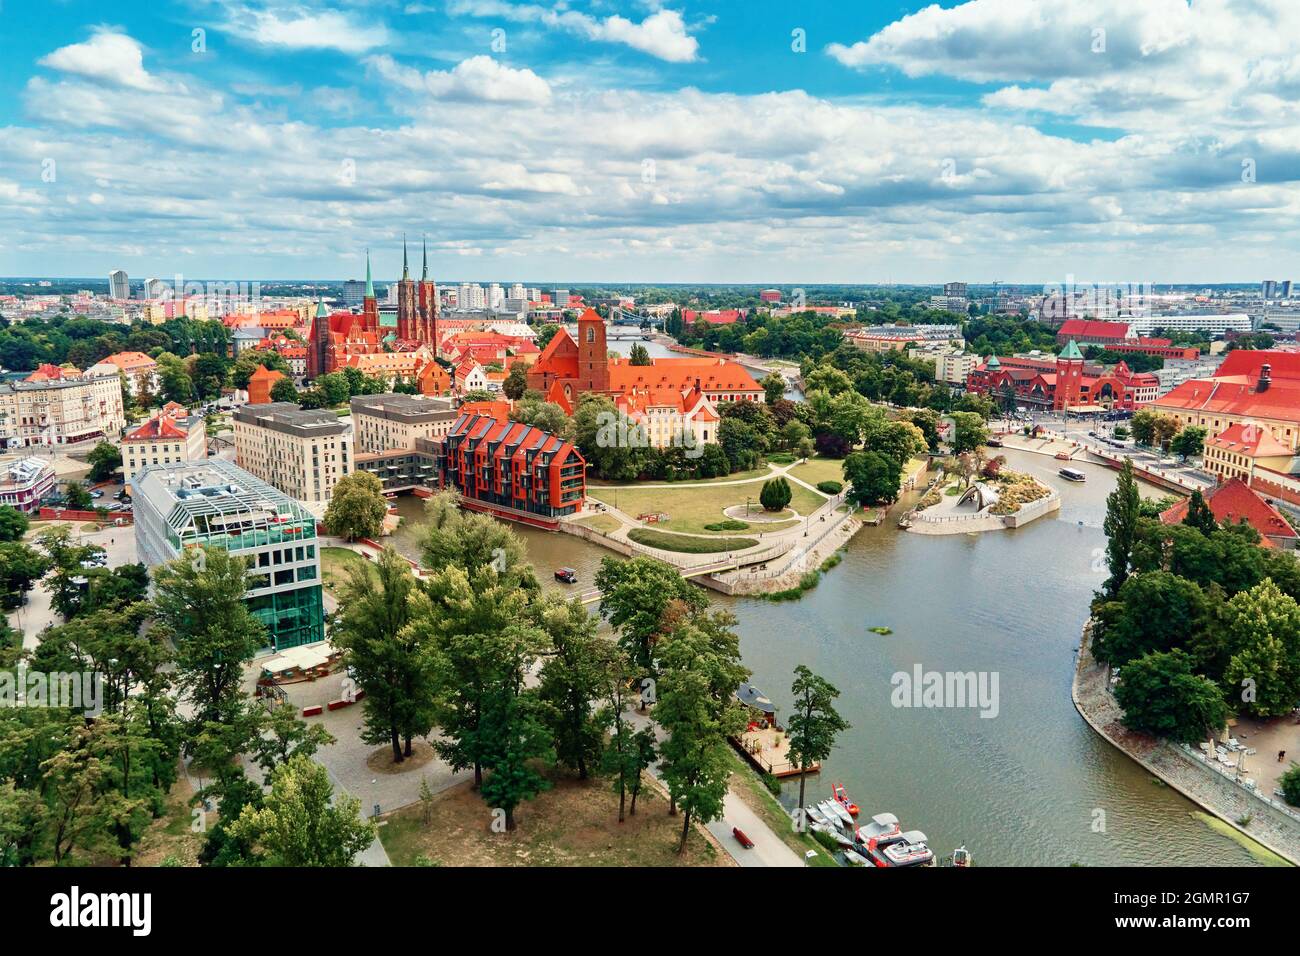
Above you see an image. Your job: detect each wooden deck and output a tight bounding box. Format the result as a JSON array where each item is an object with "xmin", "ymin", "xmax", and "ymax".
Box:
[{"xmin": 731, "ymin": 726, "xmax": 819, "ymax": 778}]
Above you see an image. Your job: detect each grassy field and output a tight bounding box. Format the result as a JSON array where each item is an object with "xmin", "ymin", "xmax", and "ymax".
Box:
[
  {"xmin": 320, "ymin": 546, "xmax": 368, "ymax": 594},
  {"xmin": 574, "ymin": 513, "xmax": 622, "ymax": 535},
  {"xmin": 627, "ymin": 528, "xmax": 757, "ymax": 553},
  {"xmin": 788, "ymin": 455, "xmax": 846, "ymax": 487},
  {"xmin": 134, "ymin": 764, "xmax": 203, "ymax": 867},
  {"xmin": 589, "ymin": 464, "xmax": 772, "ymax": 489},
  {"xmin": 379, "ymin": 766, "xmax": 729, "ymax": 867},
  {"xmin": 589, "ymin": 479, "xmax": 825, "ymax": 534}
]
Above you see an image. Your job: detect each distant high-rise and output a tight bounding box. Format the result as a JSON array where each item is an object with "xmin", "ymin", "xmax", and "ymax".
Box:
[
  {"xmin": 342, "ymin": 279, "xmax": 366, "ymax": 309},
  {"xmin": 108, "ymin": 269, "xmax": 129, "ymax": 300},
  {"xmin": 143, "ymin": 277, "xmax": 168, "ymax": 300},
  {"xmin": 554, "ymin": 289, "xmax": 570, "ymax": 310},
  {"xmin": 1263, "ymin": 280, "xmax": 1278, "ymax": 299}
]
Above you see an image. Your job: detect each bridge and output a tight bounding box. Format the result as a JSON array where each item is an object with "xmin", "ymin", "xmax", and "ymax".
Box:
[{"xmin": 572, "ymin": 539, "xmax": 793, "ymax": 605}]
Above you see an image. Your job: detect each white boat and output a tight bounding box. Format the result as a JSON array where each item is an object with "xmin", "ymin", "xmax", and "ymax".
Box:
[
  {"xmin": 880, "ymin": 830, "xmax": 935, "ymax": 867},
  {"xmin": 812, "ymin": 823, "xmax": 854, "ymax": 847},
  {"xmin": 842, "ymin": 848, "xmax": 870, "ymax": 867},
  {"xmin": 803, "ymin": 804, "xmax": 832, "ymax": 828},
  {"xmin": 824, "ymin": 798, "xmax": 855, "ymax": 828},
  {"xmin": 857, "ymin": 811, "xmax": 901, "ymax": 843}
]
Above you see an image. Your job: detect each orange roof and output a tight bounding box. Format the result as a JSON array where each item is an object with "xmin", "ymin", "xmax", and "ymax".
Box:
[
  {"xmin": 1207, "ymin": 423, "xmax": 1294, "ymax": 459},
  {"xmin": 125, "ymin": 413, "xmax": 192, "ymax": 441},
  {"xmin": 458, "ymin": 400, "xmax": 511, "ymax": 421},
  {"xmin": 607, "ymin": 356, "xmax": 761, "ymax": 394},
  {"xmin": 1155, "ymin": 377, "xmax": 1300, "ymax": 428},
  {"xmin": 1159, "ymin": 478, "xmax": 1297, "ymax": 546},
  {"xmin": 248, "ymin": 365, "xmax": 283, "ymax": 383},
  {"xmin": 98, "ymin": 351, "xmax": 157, "ymax": 371}
]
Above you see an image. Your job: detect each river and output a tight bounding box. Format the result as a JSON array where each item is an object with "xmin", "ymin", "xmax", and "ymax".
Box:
[{"xmin": 388, "ymin": 445, "xmax": 1263, "ymax": 866}]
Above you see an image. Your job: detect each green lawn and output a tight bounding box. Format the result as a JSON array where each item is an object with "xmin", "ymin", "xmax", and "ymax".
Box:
[
  {"xmin": 588, "ymin": 464, "xmax": 772, "ymax": 489},
  {"xmin": 574, "ymin": 513, "xmax": 621, "ymax": 535},
  {"xmin": 788, "ymin": 455, "xmax": 847, "ymax": 487},
  {"xmin": 589, "ymin": 479, "xmax": 825, "ymax": 535},
  {"xmin": 320, "ymin": 546, "xmax": 367, "ymax": 594},
  {"xmin": 627, "ymin": 528, "xmax": 757, "ymax": 553}
]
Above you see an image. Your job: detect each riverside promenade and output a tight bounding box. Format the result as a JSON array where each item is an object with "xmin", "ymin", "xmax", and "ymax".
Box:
[{"xmin": 1073, "ymin": 623, "xmax": 1300, "ymax": 865}]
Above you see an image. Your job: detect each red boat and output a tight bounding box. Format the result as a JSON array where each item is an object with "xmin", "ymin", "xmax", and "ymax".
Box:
[
  {"xmin": 832, "ymin": 783, "xmax": 860, "ymax": 817},
  {"xmin": 732, "ymin": 827, "xmax": 755, "ymax": 849}
]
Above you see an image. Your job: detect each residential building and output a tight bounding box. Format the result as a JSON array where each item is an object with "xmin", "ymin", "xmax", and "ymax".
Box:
[
  {"xmin": 437, "ymin": 413, "xmax": 585, "ymax": 524},
  {"xmin": 349, "ymin": 393, "xmax": 459, "ymax": 454},
  {"xmin": 232, "ymin": 402, "xmax": 352, "ymax": 504},
  {"xmin": 122, "ymin": 406, "xmax": 208, "ymax": 485},
  {"xmin": 133, "ymin": 460, "xmax": 325, "ymax": 649},
  {"xmin": 933, "ymin": 351, "xmax": 981, "ymax": 385},
  {"xmin": 1201, "ymin": 423, "xmax": 1296, "ymax": 487},
  {"xmin": 108, "ymin": 270, "xmax": 129, "ymax": 300},
  {"xmin": 0, "ymin": 367, "xmax": 126, "ymax": 448},
  {"xmin": 1151, "ymin": 350, "xmax": 1300, "ymax": 453},
  {"xmin": 86, "ymin": 351, "xmax": 159, "ymax": 398},
  {"xmin": 1129, "ymin": 313, "xmax": 1252, "ymax": 336},
  {"xmin": 0, "ymin": 456, "xmax": 56, "ymax": 512},
  {"xmin": 1159, "ymin": 478, "xmax": 1297, "ymax": 549}
]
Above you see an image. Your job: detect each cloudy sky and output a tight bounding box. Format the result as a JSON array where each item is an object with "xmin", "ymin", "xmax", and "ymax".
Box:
[{"xmin": 1, "ymin": 0, "xmax": 1298, "ymax": 283}]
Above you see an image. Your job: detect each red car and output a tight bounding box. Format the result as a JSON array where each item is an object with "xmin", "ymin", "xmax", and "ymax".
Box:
[{"xmin": 732, "ymin": 827, "xmax": 755, "ymax": 849}]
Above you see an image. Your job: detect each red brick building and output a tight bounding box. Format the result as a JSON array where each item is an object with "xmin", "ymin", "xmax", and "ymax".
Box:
[{"xmin": 966, "ymin": 340, "xmax": 1159, "ymax": 411}]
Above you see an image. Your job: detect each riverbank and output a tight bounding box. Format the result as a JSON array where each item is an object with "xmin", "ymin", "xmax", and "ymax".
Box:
[{"xmin": 1072, "ymin": 622, "xmax": 1300, "ymax": 866}]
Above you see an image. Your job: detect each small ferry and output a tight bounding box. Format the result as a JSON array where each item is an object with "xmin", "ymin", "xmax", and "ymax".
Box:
[
  {"xmin": 1058, "ymin": 467, "xmax": 1087, "ymax": 483},
  {"xmin": 554, "ymin": 567, "xmax": 578, "ymax": 584}
]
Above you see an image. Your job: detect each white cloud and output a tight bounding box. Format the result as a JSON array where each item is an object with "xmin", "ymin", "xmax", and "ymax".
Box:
[
  {"xmin": 38, "ymin": 29, "xmax": 169, "ymax": 92},
  {"xmin": 447, "ymin": 1, "xmax": 700, "ymax": 62},
  {"xmin": 367, "ymin": 54, "xmax": 552, "ymax": 104},
  {"xmin": 220, "ymin": 3, "xmax": 390, "ymax": 54}
]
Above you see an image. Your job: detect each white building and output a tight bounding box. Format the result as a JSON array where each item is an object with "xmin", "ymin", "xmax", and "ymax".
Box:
[
  {"xmin": 109, "ymin": 269, "xmax": 130, "ymax": 300},
  {"xmin": 232, "ymin": 402, "xmax": 353, "ymax": 504},
  {"xmin": 1129, "ymin": 313, "xmax": 1253, "ymax": 336}
]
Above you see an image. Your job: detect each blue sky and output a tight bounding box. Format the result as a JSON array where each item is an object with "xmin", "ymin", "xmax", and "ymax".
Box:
[{"xmin": 1, "ymin": 0, "xmax": 1298, "ymax": 283}]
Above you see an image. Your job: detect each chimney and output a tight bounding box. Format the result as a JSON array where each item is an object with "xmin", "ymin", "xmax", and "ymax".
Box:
[{"xmin": 1258, "ymin": 363, "xmax": 1271, "ymax": 393}]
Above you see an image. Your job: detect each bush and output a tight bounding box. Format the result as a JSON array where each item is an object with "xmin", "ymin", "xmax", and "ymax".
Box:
[
  {"xmin": 816, "ymin": 480, "xmax": 843, "ymax": 495},
  {"xmin": 704, "ymin": 519, "xmax": 750, "ymax": 532},
  {"xmin": 1282, "ymin": 766, "xmax": 1300, "ymax": 808},
  {"xmin": 811, "ymin": 827, "xmax": 841, "ymax": 853},
  {"xmin": 627, "ymin": 528, "xmax": 757, "ymax": 553}
]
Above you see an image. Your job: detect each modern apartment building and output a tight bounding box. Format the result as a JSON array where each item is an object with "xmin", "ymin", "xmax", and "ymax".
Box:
[
  {"xmin": 232, "ymin": 402, "xmax": 352, "ymax": 504},
  {"xmin": 1129, "ymin": 313, "xmax": 1252, "ymax": 336},
  {"xmin": 0, "ymin": 369, "xmax": 126, "ymax": 448},
  {"xmin": 108, "ymin": 269, "xmax": 130, "ymax": 300},
  {"xmin": 349, "ymin": 393, "xmax": 458, "ymax": 454},
  {"xmin": 133, "ymin": 459, "xmax": 325, "ymax": 650},
  {"xmin": 0, "ymin": 456, "xmax": 57, "ymax": 512}
]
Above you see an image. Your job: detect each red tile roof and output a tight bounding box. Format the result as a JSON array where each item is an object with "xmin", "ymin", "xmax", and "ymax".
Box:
[
  {"xmin": 1057, "ymin": 319, "xmax": 1133, "ymax": 341},
  {"xmin": 1159, "ymin": 478, "xmax": 1298, "ymax": 546},
  {"xmin": 1207, "ymin": 422, "xmax": 1293, "ymax": 459}
]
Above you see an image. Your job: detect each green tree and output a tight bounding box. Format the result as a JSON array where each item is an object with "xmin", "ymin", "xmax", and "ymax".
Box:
[
  {"xmin": 1182, "ymin": 489, "xmax": 1218, "ymax": 536},
  {"xmin": 1092, "ymin": 571, "xmax": 1208, "ymax": 666},
  {"xmin": 843, "ymin": 449, "xmax": 902, "ymax": 506},
  {"xmin": 1170, "ymin": 425, "xmax": 1207, "ymax": 459},
  {"xmin": 86, "ymin": 442, "xmax": 122, "ymax": 482},
  {"xmin": 1102, "ymin": 458, "xmax": 1141, "ymax": 598},
  {"xmin": 151, "ymin": 546, "xmax": 266, "ymax": 728},
  {"xmin": 1218, "ymin": 579, "xmax": 1300, "ymax": 718},
  {"xmin": 269, "ymin": 376, "xmax": 299, "ymax": 403},
  {"xmin": 594, "ymin": 556, "xmax": 708, "ymax": 674},
  {"xmin": 536, "ymin": 596, "xmax": 606, "ymax": 780},
  {"xmin": 249, "ymin": 704, "xmax": 337, "ymax": 777},
  {"xmin": 863, "ymin": 419, "xmax": 927, "ymax": 468},
  {"xmin": 629, "ymin": 343, "xmax": 652, "ymax": 366},
  {"xmin": 948, "ymin": 411, "xmax": 989, "ymax": 454},
  {"xmin": 1280, "ymin": 765, "xmax": 1300, "ymax": 808},
  {"xmin": 759, "ymin": 476, "xmax": 792, "ymax": 512},
  {"xmin": 0, "ymin": 540, "xmax": 49, "ymax": 611},
  {"xmin": 64, "ymin": 481, "xmax": 93, "ymax": 511},
  {"xmin": 0, "ymin": 505, "xmax": 29, "ymax": 542},
  {"xmin": 229, "ymin": 755, "xmax": 375, "ymax": 866},
  {"xmin": 598, "ymin": 651, "xmax": 657, "ymax": 822},
  {"xmin": 786, "ymin": 665, "xmax": 850, "ymax": 811},
  {"xmin": 502, "ymin": 362, "xmax": 529, "ymax": 399},
  {"xmin": 1113, "ymin": 650, "xmax": 1229, "ymax": 745},
  {"xmin": 323, "ymin": 471, "xmax": 389, "ymax": 542},
  {"xmin": 331, "ymin": 548, "xmax": 432, "ymax": 763},
  {"xmin": 761, "ymin": 372, "xmax": 786, "ymax": 404}
]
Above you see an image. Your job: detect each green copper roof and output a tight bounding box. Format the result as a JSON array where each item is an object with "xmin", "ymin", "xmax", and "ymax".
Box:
[
  {"xmin": 315, "ymin": 296, "xmax": 328, "ymax": 319},
  {"xmin": 1059, "ymin": 339, "xmax": 1084, "ymax": 360},
  {"xmin": 986, "ymin": 354, "xmax": 1000, "ymax": 369},
  {"xmin": 364, "ymin": 249, "xmax": 374, "ymax": 299},
  {"xmin": 402, "ymin": 234, "xmax": 409, "ymax": 281}
]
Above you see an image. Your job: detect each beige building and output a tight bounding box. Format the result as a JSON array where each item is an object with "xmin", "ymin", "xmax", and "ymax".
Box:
[
  {"xmin": 932, "ymin": 351, "xmax": 981, "ymax": 385},
  {"xmin": 0, "ymin": 370, "xmax": 126, "ymax": 448},
  {"xmin": 349, "ymin": 393, "xmax": 458, "ymax": 455},
  {"xmin": 122, "ymin": 408, "xmax": 208, "ymax": 485},
  {"xmin": 233, "ymin": 402, "xmax": 352, "ymax": 504}
]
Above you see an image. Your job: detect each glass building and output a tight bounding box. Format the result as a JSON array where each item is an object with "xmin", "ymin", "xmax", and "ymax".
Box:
[{"xmin": 134, "ymin": 459, "xmax": 324, "ymax": 650}]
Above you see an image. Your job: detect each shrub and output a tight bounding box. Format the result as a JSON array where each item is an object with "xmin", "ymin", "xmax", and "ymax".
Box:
[
  {"xmin": 627, "ymin": 528, "xmax": 757, "ymax": 553},
  {"xmin": 1282, "ymin": 766, "xmax": 1300, "ymax": 808},
  {"xmin": 704, "ymin": 519, "xmax": 750, "ymax": 532},
  {"xmin": 816, "ymin": 480, "xmax": 843, "ymax": 495},
  {"xmin": 759, "ymin": 476, "xmax": 793, "ymax": 512}
]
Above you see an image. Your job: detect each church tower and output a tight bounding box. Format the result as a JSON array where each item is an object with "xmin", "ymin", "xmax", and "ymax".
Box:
[
  {"xmin": 397, "ymin": 235, "xmax": 418, "ymax": 341},
  {"xmin": 1054, "ymin": 338, "xmax": 1084, "ymax": 411},
  {"xmin": 309, "ymin": 295, "xmax": 330, "ymax": 378},
  {"xmin": 576, "ymin": 308, "xmax": 609, "ymax": 393},
  {"xmin": 362, "ymin": 248, "xmax": 379, "ymax": 334},
  {"xmin": 418, "ymin": 235, "xmax": 438, "ymax": 349}
]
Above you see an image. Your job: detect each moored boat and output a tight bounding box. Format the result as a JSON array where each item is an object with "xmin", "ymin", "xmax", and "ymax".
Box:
[
  {"xmin": 824, "ymin": 797, "xmax": 855, "ymax": 828},
  {"xmin": 1058, "ymin": 467, "xmax": 1086, "ymax": 482},
  {"xmin": 842, "ymin": 848, "xmax": 870, "ymax": 866},
  {"xmin": 832, "ymin": 782, "xmax": 860, "ymax": 817},
  {"xmin": 804, "ymin": 804, "xmax": 832, "ymax": 828}
]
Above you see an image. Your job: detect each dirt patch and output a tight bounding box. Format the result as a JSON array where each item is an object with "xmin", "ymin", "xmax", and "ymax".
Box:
[
  {"xmin": 134, "ymin": 765, "xmax": 204, "ymax": 867},
  {"xmin": 379, "ymin": 766, "xmax": 731, "ymax": 867},
  {"xmin": 366, "ymin": 739, "xmax": 438, "ymax": 775}
]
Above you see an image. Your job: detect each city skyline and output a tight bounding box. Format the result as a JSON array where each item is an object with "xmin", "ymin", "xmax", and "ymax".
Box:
[{"xmin": 2, "ymin": 1, "xmax": 1300, "ymax": 282}]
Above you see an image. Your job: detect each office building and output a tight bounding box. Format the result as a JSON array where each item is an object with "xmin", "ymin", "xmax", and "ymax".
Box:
[{"xmin": 232, "ymin": 402, "xmax": 352, "ymax": 504}]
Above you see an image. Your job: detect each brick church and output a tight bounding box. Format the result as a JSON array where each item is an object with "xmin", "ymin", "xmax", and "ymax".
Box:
[{"xmin": 308, "ymin": 241, "xmax": 440, "ymax": 380}]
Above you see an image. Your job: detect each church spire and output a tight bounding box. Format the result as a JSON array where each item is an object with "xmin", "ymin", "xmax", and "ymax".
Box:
[
  {"xmin": 402, "ymin": 234, "xmax": 410, "ymax": 281},
  {"xmin": 315, "ymin": 294, "xmax": 328, "ymax": 319},
  {"xmin": 421, "ymin": 234, "xmax": 428, "ymax": 281},
  {"xmin": 364, "ymin": 248, "xmax": 374, "ymax": 299}
]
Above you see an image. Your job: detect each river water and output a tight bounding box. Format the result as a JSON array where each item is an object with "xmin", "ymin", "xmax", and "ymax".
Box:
[{"xmin": 388, "ymin": 443, "xmax": 1263, "ymax": 866}]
